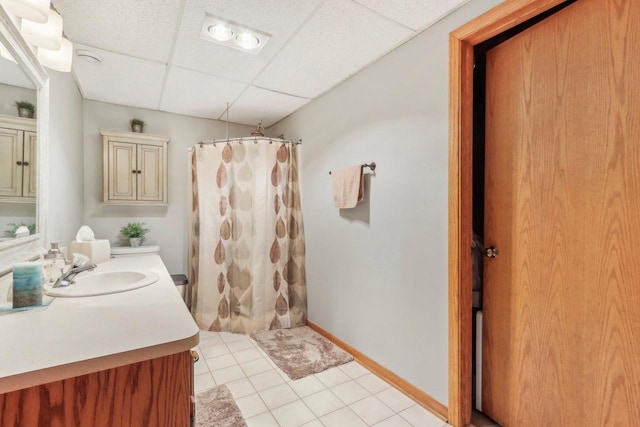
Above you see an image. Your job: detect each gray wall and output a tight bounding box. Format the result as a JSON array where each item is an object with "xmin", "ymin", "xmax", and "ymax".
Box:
[
  {"xmin": 82, "ymin": 100, "xmax": 253, "ymax": 274},
  {"xmin": 270, "ymin": 0, "xmax": 501, "ymax": 405},
  {"xmin": 47, "ymin": 70, "xmax": 85, "ymax": 247},
  {"xmin": 0, "ymin": 83, "xmax": 36, "ymax": 116}
]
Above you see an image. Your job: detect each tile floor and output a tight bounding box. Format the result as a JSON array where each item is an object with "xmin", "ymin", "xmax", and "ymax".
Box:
[{"xmin": 193, "ymin": 330, "xmax": 450, "ymax": 427}]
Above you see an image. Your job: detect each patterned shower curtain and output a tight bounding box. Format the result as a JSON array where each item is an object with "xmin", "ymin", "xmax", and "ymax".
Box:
[{"xmin": 189, "ymin": 139, "xmax": 306, "ymax": 334}]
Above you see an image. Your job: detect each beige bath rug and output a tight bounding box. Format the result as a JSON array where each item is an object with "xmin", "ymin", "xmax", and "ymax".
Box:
[
  {"xmin": 251, "ymin": 326, "xmax": 354, "ymax": 380},
  {"xmin": 195, "ymin": 385, "xmax": 247, "ymax": 427}
]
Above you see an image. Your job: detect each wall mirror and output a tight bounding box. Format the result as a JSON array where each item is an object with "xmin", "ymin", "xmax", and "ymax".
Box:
[{"xmin": 0, "ymin": 8, "xmax": 48, "ymax": 274}]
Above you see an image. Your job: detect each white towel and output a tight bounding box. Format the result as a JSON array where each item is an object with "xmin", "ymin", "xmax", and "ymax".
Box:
[{"xmin": 331, "ymin": 165, "xmax": 363, "ymax": 208}]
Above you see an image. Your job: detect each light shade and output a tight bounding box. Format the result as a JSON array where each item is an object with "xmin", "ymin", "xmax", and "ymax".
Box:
[
  {"xmin": 37, "ymin": 37, "xmax": 72, "ymax": 72},
  {"xmin": 21, "ymin": 8, "xmax": 63, "ymax": 50},
  {"xmin": 0, "ymin": 0, "xmax": 49, "ymax": 23}
]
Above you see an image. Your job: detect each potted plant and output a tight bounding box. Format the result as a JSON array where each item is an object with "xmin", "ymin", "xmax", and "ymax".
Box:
[
  {"xmin": 14, "ymin": 101, "xmax": 35, "ymax": 118},
  {"xmin": 130, "ymin": 118, "xmax": 145, "ymax": 133},
  {"xmin": 120, "ymin": 222, "xmax": 150, "ymax": 247},
  {"xmin": 4, "ymin": 222, "xmax": 36, "ymax": 237}
]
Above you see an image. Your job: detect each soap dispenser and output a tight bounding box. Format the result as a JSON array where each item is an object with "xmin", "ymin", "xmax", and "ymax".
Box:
[{"xmin": 44, "ymin": 242, "xmax": 66, "ymax": 285}]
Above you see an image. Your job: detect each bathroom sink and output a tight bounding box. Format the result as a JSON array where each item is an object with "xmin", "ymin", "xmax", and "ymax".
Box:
[{"xmin": 45, "ymin": 270, "xmax": 159, "ymax": 297}]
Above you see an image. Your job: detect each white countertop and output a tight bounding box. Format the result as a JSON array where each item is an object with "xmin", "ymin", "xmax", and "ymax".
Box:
[{"xmin": 0, "ymin": 255, "xmax": 199, "ymax": 394}]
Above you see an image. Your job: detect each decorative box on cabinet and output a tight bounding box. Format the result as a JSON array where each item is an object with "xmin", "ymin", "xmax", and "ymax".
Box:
[
  {"xmin": 0, "ymin": 114, "xmax": 37, "ymax": 202},
  {"xmin": 100, "ymin": 130, "xmax": 170, "ymax": 206}
]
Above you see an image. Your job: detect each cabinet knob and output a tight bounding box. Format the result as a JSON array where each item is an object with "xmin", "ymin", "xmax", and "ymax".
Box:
[
  {"xmin": 23, "ymin": 161, "xmax": 29, "ymax": 166},
  {"xmin": 16, "ymin": 161, "xmax": 23, "ymax": 166}
]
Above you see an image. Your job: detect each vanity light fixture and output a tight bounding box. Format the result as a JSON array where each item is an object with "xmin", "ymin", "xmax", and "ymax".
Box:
[
  {"xmin": 200, "ymin": 13, "xmax": 270, "ymax": 55},
  {"xmin": 0, "ymin": 0, "xmax": 49, "ymax": 23},
  {"xmin": 37, "ymin": 36, "xmax": 71, "ymax": 72},
  {"xmin": 20, "ymin": 7, "xmax": 62, "ymax": 49}
]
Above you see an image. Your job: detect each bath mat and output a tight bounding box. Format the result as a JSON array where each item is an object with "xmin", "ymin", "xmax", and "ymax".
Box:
[
  {"xmin": 251, "ymin": 326, "xmax": 354, "ymax": 380},
  {"xmin": 195, "ymin": 385, "xmax": 247, "ymax": 427}
]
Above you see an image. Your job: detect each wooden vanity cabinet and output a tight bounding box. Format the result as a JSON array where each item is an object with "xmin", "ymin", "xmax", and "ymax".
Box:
[
  {"xmin": 101, "ymin": 130, "xmax": 170, "ymax": 206},
  {"xmin": 0, "ymin": 351, "xmax": 194, "ymax": 427},
  {"xmin": 0, "ymin": 115, "xmax": 37, "ymax": 202}
]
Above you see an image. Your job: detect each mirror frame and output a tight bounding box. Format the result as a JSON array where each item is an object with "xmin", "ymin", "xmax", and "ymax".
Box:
[{"xmin": 0, "ymin": 7, "xmax": 49, "ymax": 274}]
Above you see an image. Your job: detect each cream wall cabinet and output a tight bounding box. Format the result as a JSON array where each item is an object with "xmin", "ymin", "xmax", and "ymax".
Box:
[
  {"xmin": 101, "ymin": 130, "xmax": 170, "ymax": 205},
  {"xmin": 0, "ymin": 115, "xmax": 37, "ymax": 203}
]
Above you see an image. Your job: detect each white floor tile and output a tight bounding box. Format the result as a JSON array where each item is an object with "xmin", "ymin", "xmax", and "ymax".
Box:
[
  {"xmin": 302, "ymin": 389, "xmax": 345, "ymax": 417},
  {"xmin": 198, "ymin": 330, "xmax": 220, "ymax": 339},
  {"xmin": 373, "ymin": 415, "xmax": 413, "ymax": 426},
  {"xmin": 220, "ymin": 332, "xmax": 248, "ymax": 343},
  {"xmin": 235, "ymin": 393, "xmax": 269, "ymax": 419},
  {"xmin": 315, "ymin": 367, "xmax": 351, "ymax": 388},
  {"xmin": 399, "ymin": 405, "xmax": 444, "ymax": 427},
  {"xmin": 234, "ymin": 348, "xmax": 264, "ymax": 363},
  {"xmin": 258, "ymin": 383, "xmax": 300, "ymax": 410},
  {"xmin": 194, "ymin": 372, "xmax": 215, "ymax": 393},
  {"xmin": 249, "ymin": 370, "xmax": 286, "ymax": 391},
  {"xmin": 290, "ymin": 375, "xmax": 327, "ymax": 398},
  {"xmin": 194, "ymin": 359, "xmax": 210, "ymax": 375},
  {"xmin": 339, "ymin": 361, "xmax": 370, "ymax": 379},
  {"xmin": 356, "ymin": 373, "xmax": 391, "ymax": 394},
  {"xmin": 271, "ymin": 400, "xmax": 317, "ymax": 427},
  {"xmin": 350, "ymin": 396, "xmax": 395, "ymax": 425},
  {"xmin": 246, "ymin": 411, "xmax": 280, "ymax": 427},
  {"xmin": 375, "ymin": 388, "xmax": 415, "ymax": 413},
  {"xmin": 206, "ymin": 353, "xmax": 237, "ymax": 371},
  {"xmin": 200, "ymin": 343, "xmax": 230, "ymax": 359},
  {"xmin": 331, "ymin": 380, "xmax": 371, "ymax": 405},
  {"xmin": 199, "ymin": 335, "xmax": 224, "ymax": 349},
  {"xmin": 227, "ymin": 339, "xmax": 256, "ymax": 352},
  {"xmin": 211, "ymin": 365, "xmax": 246, "ymax": 385},
  {"xmin": 276, "ymin": 366, "xmax": 293, "ymax": 382},
  {"xmin": 320, "ymin": 407, "xmax": 368, "ymax": 427},
  {"xmin": 240, "ymin": 357, "xmax": 273, "ymax": 377},
  {"xmin": 300, "ymin": 420, "xmax": 324, "ymax": 427},
  {"xmin": 225, "ymin": 378, "xmax": 257, "ymax": 399}
]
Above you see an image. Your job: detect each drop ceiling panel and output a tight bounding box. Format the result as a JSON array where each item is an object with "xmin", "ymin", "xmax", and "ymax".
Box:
[
  {"xmin": 72, "ymin": 44, "xmax": 167, "ymax": 110},
  {"xmin": 253, "ymin": 0, "xmax": 413, "ymax": 99},
  {"xmin": 354, "ymin": 0, "xmax": 468, "ymax": 31},
  {"xmin": 54, "ymin": 0, "xmax": 184, "ymax": 62},
  {"xmin": 159, "ymin": 66, "xmax": 247, "ymax": 119},
  {"xmin": 171, "ymin": 0, "xmax": 321, "ymax": 83},
  {"xmin": 227, "ymin": 86, "xmax": 309, "ymax": 127}
]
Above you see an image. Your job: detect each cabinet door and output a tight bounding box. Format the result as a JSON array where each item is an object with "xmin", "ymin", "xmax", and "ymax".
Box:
[
  {"xmin": 22, "ymin": 131, "xmax": 37, "ymax": 198},
  {"xmin": 108, "ymin": 141, "xmax": 137, "ymax": 201},
  {"xmin": 136, "ymin": 144, "xmax": 165, "ymax": 202},
  {"xmin": 0, "ymin": 128, "xmax": 23, "ymax": 197}
]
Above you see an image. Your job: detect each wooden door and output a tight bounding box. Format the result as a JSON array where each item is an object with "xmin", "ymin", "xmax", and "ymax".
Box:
[
  {"xmin": 22, "ymin": 131, "xmax": 37, "ymax": 198},
  {"xmin": 136, "ymin": 144, "xmax": 164, "ymax": 202},
  {"xmin": 482, "ymin": 0, "xmax": 640, "ymax": 425},
  {"xmin": 0, "ymin": 128, "xmax": 24, "ymax": 197},
  {"xmin": 108, "ymin": 140, "xmax": 137, "ymax": 201}
]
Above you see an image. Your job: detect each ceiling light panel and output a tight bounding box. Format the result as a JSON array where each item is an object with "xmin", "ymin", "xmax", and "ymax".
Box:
[
  {"xmin": 53, "ymin": 0, "xmax": 183, "ymax": 62},
  {"xmin": 171, "ymin": 0, "xmax": 321, "ymax": 83},
  {"xmin": 353, "ymin": 0, "xmax": 467, "ymax": 31},
  {"xmin": 200, "ymin": 13, "xmax": 270, "ymax": 54}
]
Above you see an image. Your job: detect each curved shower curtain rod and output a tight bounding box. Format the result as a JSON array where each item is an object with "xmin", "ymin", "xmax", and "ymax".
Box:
[{"xmin": 188, "ymin": 136, "xmax": 302, "ymax": 151}]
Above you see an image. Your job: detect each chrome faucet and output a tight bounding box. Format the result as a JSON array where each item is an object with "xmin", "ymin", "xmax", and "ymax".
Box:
[{"xmin": 52, "ymin": 263, "xmax": 97, "ymax": 288}]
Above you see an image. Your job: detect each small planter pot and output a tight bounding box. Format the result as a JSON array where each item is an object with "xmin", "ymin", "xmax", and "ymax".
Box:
[
  {"xmin": 129, "ymin": 237, "xmax": 142, "ymax": 247},
  {"xmin": 131, "ymin": 124, "xmax": 144, "ymax": 133},
  {"xmin": 18, "ymin": 108, "xmax": 34, "ymax": 118}
]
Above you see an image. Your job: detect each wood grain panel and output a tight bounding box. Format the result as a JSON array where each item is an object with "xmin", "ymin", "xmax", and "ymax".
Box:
[
  {"xmin": 0, "ymin": 351, "xmax": 192, "ymax": 427},
  {"xmin": 307, "ymin": 321, "xmax": 448, "ymax": 421},
  {"xmin": 483, "ymin": 0, "xmax": 640, "ymax": 425}
]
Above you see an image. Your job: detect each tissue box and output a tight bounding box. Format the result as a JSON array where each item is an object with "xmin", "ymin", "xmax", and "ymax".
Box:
[{"xmin": 69, "ymin": 240, "xmax": 111, "ymax": 264}]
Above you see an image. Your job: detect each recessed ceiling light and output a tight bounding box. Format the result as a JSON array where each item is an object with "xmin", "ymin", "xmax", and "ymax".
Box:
[
  {"xmin": 76, "ymin": 49, "xmax": 103, "ymax": 64},
  {"xmin": 208, "ymin": 25, "xmax": 234, "ymax": 42},
  {"xmin": 235, "ymin": 33, "xmax": 260, "ymax": 50},
  {"xmin": 200, "ymin": 13, "xmax": 270, "ymax": 55}
]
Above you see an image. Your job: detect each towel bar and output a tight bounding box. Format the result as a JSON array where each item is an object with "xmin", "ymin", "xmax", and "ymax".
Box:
[{"xmin": 329, "ymin": 162, "xmax": 376, "ymax": 175}]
